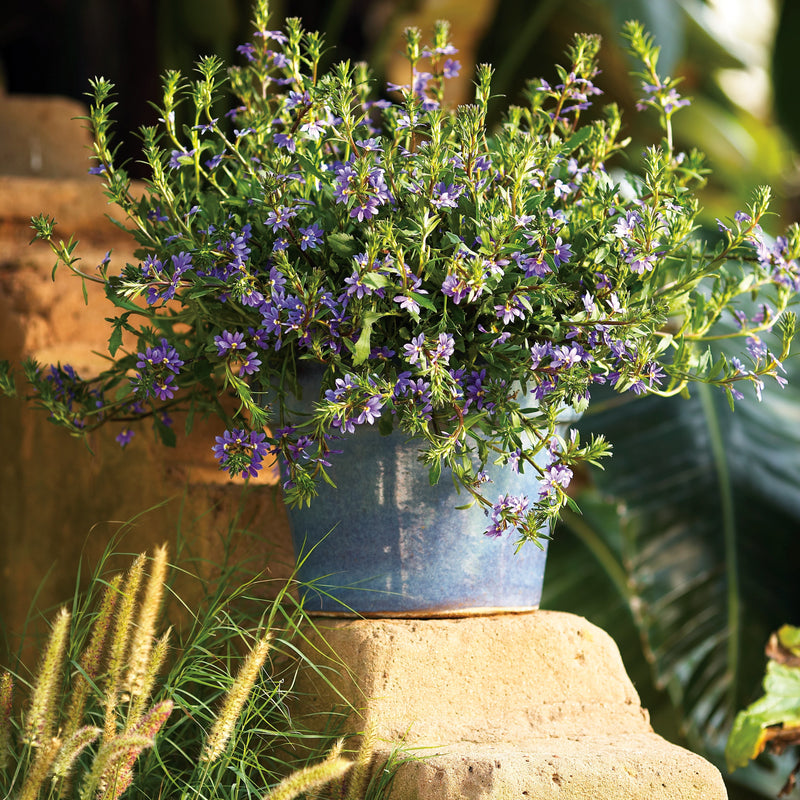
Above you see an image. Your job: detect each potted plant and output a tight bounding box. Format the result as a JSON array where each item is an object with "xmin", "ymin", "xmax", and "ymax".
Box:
[{"xmin": 2, "ymin": 2, "xmax": 797, "ymax": 614}]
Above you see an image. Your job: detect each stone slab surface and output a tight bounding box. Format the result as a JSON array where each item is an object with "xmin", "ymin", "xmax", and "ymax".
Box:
[
  {"xmin": 376, "ymin": 737, "xmax": 722, "ymax": 800},
  {"xmin": 294, "ymin": 611, "xmax": 727, "ymax": 799}
]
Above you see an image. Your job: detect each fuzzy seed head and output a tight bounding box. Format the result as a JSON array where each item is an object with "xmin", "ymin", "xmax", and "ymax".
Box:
[
  {"xmin": 23, "ymin": 607, "xmax": 71, "ymax": 746},
  {"xmin": 0, "ymin": 672, "xmax": 13, "ymax": 769},
  {"xmin": 50, "ymin": 725, "xmax": 101, "ymax": 779},
  {"xmin": 125, "ymin": 544, "xmax": 168, "ymax": 698},
  {"xmin": 200, "ymin": 634, "xmax": 272, "ymax": 763},
  {"xmin": 261, "ymin": 752, "xmax": 353, "ymax": 800},
  {"xmin": 104, "ymin": 553, "xmax": 146, "ymax": 738}
]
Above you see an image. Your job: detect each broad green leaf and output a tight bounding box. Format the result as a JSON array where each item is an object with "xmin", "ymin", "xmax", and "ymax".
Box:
[
  {"xmin": 353, "ymin": 310, "xmax": 382, "ymax": 366},
  {"xmin": 326, "ymin": 233, "xmax": 358, "ymax": 259},
  {"xmin": 108, "ymin": 324, "xmax": 123, "ymax": 356},
  {"xmin": 726, "ymin": 662, "xmax": 800, "ymax": 770},
  {"xmin": 779, "ymin": 625, "xmax": 800, "ymax": 657}
]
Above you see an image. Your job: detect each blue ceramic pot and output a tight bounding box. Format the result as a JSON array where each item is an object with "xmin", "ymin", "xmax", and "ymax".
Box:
[{"xmin": 280, "ymin": 370, "xmax": 578, "ymax": 616}]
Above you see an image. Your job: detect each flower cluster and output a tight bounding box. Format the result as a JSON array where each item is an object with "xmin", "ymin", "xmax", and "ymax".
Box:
[{"xmin": 7, "ymin": 7, "xmax": 799, "ymax": 544}]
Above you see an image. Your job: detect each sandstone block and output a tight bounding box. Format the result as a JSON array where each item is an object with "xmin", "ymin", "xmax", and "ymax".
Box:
[
  {"xmin": 293, "ymin": 612, "xmax": 727, "ymax": 799},
  {"xmin": 0, "ymin": 93, "xmax": 92, "ymax": 179}
]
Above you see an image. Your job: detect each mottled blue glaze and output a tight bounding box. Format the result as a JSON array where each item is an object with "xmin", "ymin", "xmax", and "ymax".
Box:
[{"xmin": 281, "ymin": 372, "xmax": 578, "ymax": 616}]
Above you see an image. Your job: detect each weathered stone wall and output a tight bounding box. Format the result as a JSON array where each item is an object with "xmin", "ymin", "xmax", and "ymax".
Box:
[{"xmin": 0, "ymin": 91, "xmax": 294, "ymax": 643}]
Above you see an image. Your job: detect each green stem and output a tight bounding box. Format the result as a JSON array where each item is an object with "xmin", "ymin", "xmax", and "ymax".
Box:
[{"xmin": 698, "ymin": 381, "xmax": 739, "ymax": 711}]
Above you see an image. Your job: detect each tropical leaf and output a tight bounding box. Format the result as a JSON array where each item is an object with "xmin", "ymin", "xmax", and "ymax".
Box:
[
  {"xmin": 542, "ymin": 328, "xmax": 800, "ymax": 797},
  {"xmin": 726, "ymin": 626, "xmax": 800, "ymax": 773}
]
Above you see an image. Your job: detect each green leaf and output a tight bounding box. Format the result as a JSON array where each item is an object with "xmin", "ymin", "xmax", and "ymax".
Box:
[
  {"xmin": 410, "ymin": 292, "xmax": 437, "ymax": 313},
  {"xmin": 361, "ymin": 272, "xmax": 392, "ymax": 291},
  {"xmin": 294, "ymin": 152, "xmax": 328, "ymax": 183},
  {"xmin": 428, "ymin": 459, "xmax": 442, "ymax": 486},
  {"xmin": 560, "ymin": 124, "xmax": 592, "ymax": 156},
  {"xmin": 353, "ymin": 310, "xmax": 382, "ymax": 366},
  {"xmin": 726, "ymin": 662, "xmax": 800, "ymax": 770},
  {"xmin": 442, "ymin": 231, "xmax": 465, "ymax": 250},
  {"xmin": 779, "ymin": 625, "xmax": 800, "ymax": 657},
  {"xmin": 326, "ymin": 233, "xmax": 358, "ymax": 259},
  {"xmin": 0, "ymin": 360, "xmax": 17, "ymax": 398},
  {"xmin": 108, "ymin": 324, "xmax": 124, "ymax": 357}
]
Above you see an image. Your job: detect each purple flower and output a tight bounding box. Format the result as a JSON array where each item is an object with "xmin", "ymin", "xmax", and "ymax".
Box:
[
  {"xmin": 552, "ymin": 179, "xmax": 572, "ymax": 200},
  {"xmin": 325, "ymin": 375, "xmax": 357, "ymax": 402},
  {"xmin": 495, "ymin": 296, "xmax": 525, "ymax": 325},
  {"xmin": 552, "ymin": 237, "xmax": 572, "ymax": 267},
  {"xmin": 212, "ymin": 429, "xmax": 269, "ymax": 478},
  {"xmin": 153, "ymin": 375, "xmax": 179, "ymax": 400},
  {"xmin": 540, "ymin": 464, "xmax": 573, "ymax": 500},
  {"xmin": 237, "ymin": 352, "xmax": 262, "ymax": 377},
  {"xmin": 138, "ymin": 340, "xmax": 184, "ymax": 374},
  {"xmin": 132, "ymin": 339, "xmax": 184, "ymax": 401},
  {"xmin": 530, "ymin": 342, "xmax": 551, "ymax": 369},
  {"xmin": 443, "ymin": 58, "xmax": 461, "ymax": 78},
  {"xmin": 550, "ymin": 344, "xmax": 584, "ymax": 369},
  {"xmin": 485, "ymin": 493, "xmax": 530, "ymax": 538},
  {"xmin": 273, "ymin": 132, "xmax": 296, "ymax": 152},
  {"xmin": 431, "ymin": 182, "xmax": 463, "ymax": 210},
  {"xmin": 116, "ymin": 428, "xmax": 134, "ymax": 448},
  {"xmin": 171, "ymin": 250, "xmax": 193, "ymax": 277},
  {"xmin": 265, "ymin": 206, "xmax": 297, "ymax": 232},
  {"xmin": 625, "ymin": 248, "xmax": 658, "ymax": 275},
  {"xmin": 355, "ymin": 394, "xmax": 384, "ymax": 425},
  {"xmin": 356, "ymin": 137, "xmax": 383, "ymax": 152},
  {"xmin": 747, "ymin": 336, "xmax": 769, "ymax": 361},
  {"xmin": 301, "ymin": 118, "xmax": 328, "ymax": 139},
  {"xmin": 403, "ymin": 334, "xmax": 427, "ymax": 366},
  {"xmin": 394, "ymin": 373, "xmax": 433, "ymax": 418},
  {"xmin": 613, "ymin": 211, "xmax": 641, "ymax": 238},
  {"xmin": 464, "ymin": 369, "xmax": 492, "ymax": 411},
  {"xmin": 237, "ymin": 42, "xmax": 256, "ymax": 62},
  {"xmin": 215, "ymin": 330, "xmax": 247, "ymax": 356},
  {"xmin": 433, "ymin": 332, "xmax": 455, "ymax": 364},
  {"xmin": 442, "ymin": 274, "xmax": 468, "ymax": 303},
  {"xmin": 298, "ymin": 223, "xmax": 324, "ymax": 251},
  {"xmin": 516, "ymin": 251, "xmax": 551, "ymax": 278},
  {"xmin": 642, "ymin": 361, "xmax": 665, "ymax": 388},
  {"xmin": 394, "ymin": 288, "xmax": 428, "ymax": 315},
  {"xmin": 350, "ymin": 197, "xmax": 380, "ymax": 221},
  {"xmin": 606, "ymin": 293, "xmax": 623, "ymax": 314}
]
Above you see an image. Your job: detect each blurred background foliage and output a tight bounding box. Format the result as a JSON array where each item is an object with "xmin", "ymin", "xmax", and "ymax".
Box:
[{"xmin": 2, "ymin": 0, "xmax": 800, "ymax": 797}]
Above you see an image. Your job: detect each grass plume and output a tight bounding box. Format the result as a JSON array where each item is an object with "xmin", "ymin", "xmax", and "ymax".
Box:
[
  {"xmin": 23, "ymin": 607, "xmax": 71, "ymax": 747},
  {"xmin": 344, "ymin": 721, "xmax": 377, "ymax": 800},
  {"xmin": 0, "ymin": 672, "xmax": 12, "ymax": 769},
  {"xmin": 124, "ymin": 544, "xmax": 168, "ymax": 700},
  {"xmin": 126, "ymin": 627, "xmax": 170, "ymax": 728},
  {"xmin": 18, "ymin": 735, "xmax": 60, "ymax": 800},
  {"xmin": 0, "ymin": 507, "xmax": 406, "ymax": 800},
  {"xmin": 50, "ymin": 726, "xmax": 101, "ymax": 780},
  {"xmin": 262, "ymin": 740, "xmax": 353, "ymax": 800},
  {"xmin": 62, "ymin": 574, "xmax": 121, "ymax": 743},
  {"xmin": 200, "ymin": 633, "xmax": 273, "ymax": 763},
  {"xmin": 103, "ymin": 553, "xmax": 145, "ymax": 739}
]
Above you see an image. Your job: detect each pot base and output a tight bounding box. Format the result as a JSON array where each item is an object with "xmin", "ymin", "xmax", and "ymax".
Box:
[{"xmin": 307, "ymin": 604, "xmax": 541, "ymax": 619}]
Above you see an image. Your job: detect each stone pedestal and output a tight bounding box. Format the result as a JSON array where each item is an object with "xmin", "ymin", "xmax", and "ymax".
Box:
[
  {"xmin": 294, "ymin": 611, "xmax": 727, "ymax": 799},
  {"xmin": 0, "ymin": 98, "xmax": 296, "ymax": 643}
]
